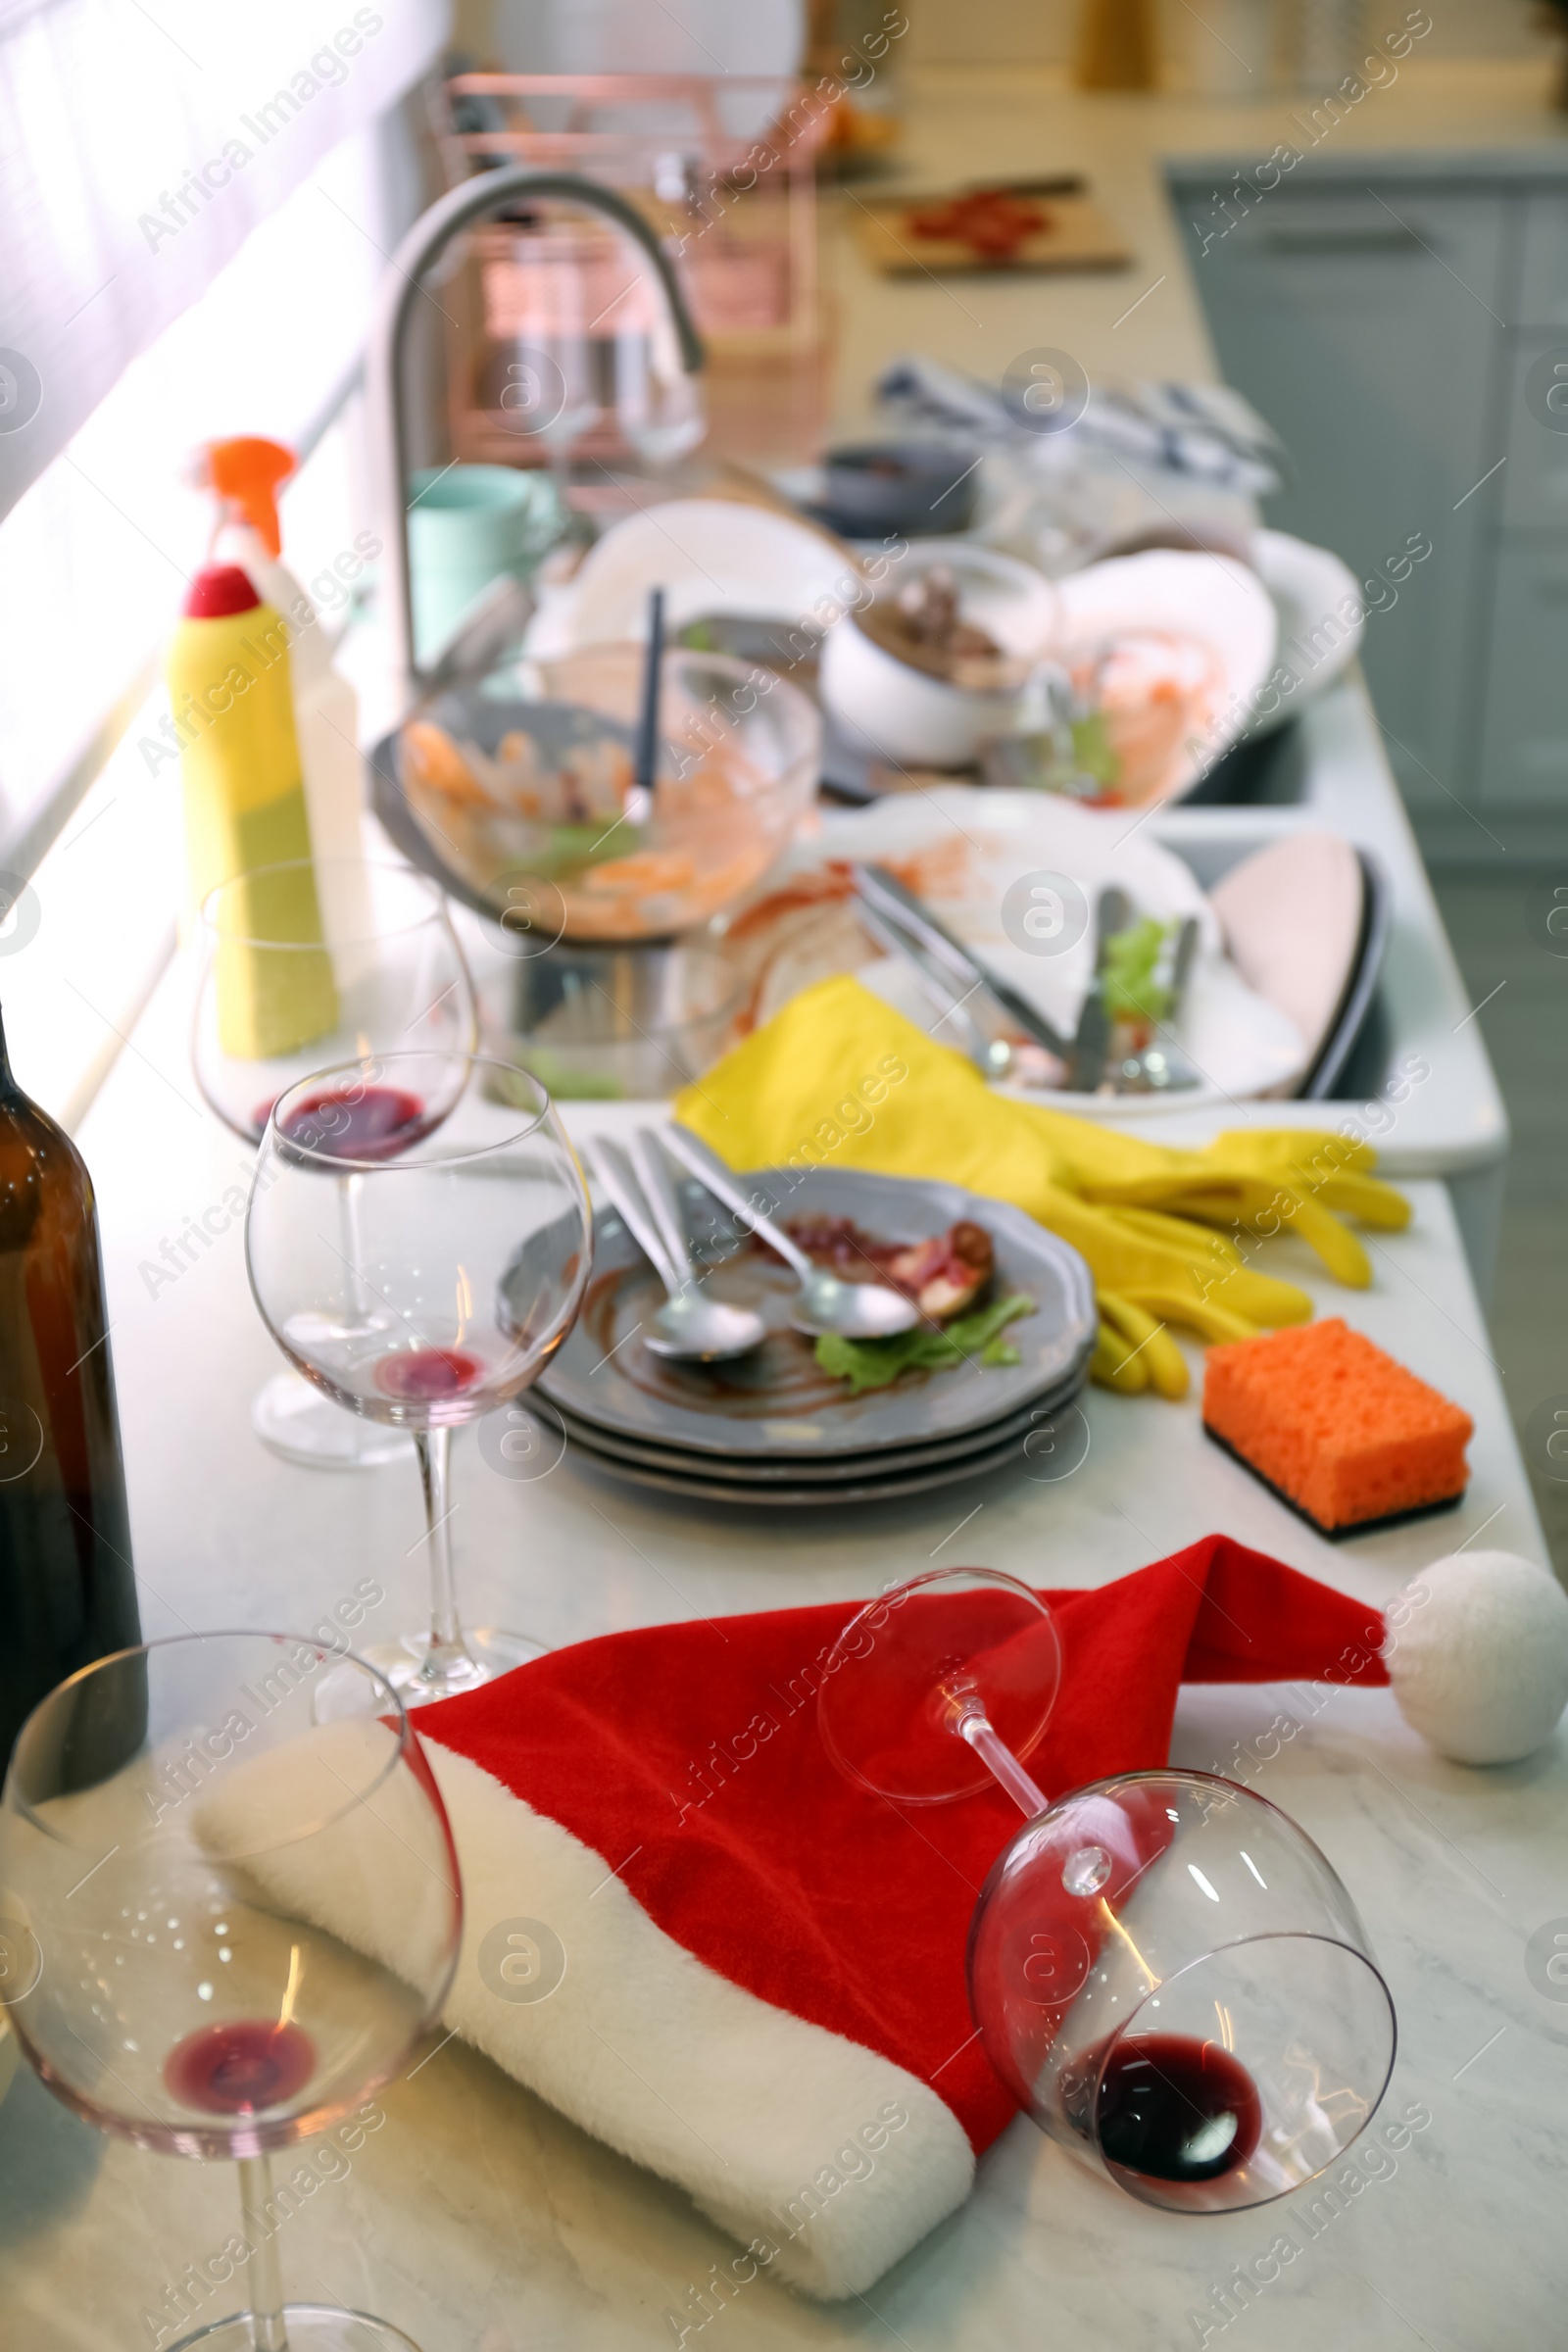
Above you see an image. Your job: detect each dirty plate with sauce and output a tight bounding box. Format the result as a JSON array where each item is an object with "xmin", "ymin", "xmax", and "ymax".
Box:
[{"xmin": 534, "ymin": 1166, "xmax": 1097, "ymax": 1493}]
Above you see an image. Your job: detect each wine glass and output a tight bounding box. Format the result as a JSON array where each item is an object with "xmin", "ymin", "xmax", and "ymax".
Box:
[
  {"xmin": 246, "ymin": 1051, "xmax": 592, "ymax": 1704},
  {"xmin": 194, "ymin": 858, "xmax": 478, "ymax": 1471},
  {"xmin": 818, "ymin": 1568, "xmax": 1397, "ymax": 2214},
  {"xmin": 495, "ymin": 322, "xmax": 602, "ymax": 517},
  {"xmin": 615, "ymin": 308, "xmax": 706, "ymax": 473},
  {"xmin": 0, "ymin": 1632, "xmax": 462, "ymax": 2349}
]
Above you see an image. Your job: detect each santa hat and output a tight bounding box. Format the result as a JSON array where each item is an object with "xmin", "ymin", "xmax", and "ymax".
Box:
[{"xmin": 222, "ymin": 1537, "xmax": 1568, "ymax": 2302}]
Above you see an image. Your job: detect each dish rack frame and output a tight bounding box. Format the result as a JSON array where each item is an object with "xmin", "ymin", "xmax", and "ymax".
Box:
[{"xmin": 432, "ymin": 72, "xmax": 835, "ymax": 467}]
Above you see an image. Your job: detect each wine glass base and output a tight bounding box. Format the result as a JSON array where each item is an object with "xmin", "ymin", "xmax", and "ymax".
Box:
[
  {"xmin": 318, "ymin": 1629, "xmax": 547, "ymax": 1715},
  {"xmin": 252, "ymin": 1372, "xmax": 411, "ymax": 1471},
  {"xmin": 170, "ymin": 2304, "xmax": 423, "ymax": 2350}
]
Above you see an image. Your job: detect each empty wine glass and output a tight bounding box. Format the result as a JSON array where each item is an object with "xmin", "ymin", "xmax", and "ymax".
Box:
[
  {"xmin": 195, "ymin": 858, "xmax": 478, "ymax": 1472},
  {"xmin": 616, "ymin": 309, "xmax": 706, "ymax": 472},
  {"xmin": 0, "ymin": 1632, "xmax": 462, "ymax": 2349},
  {"xmin": 818, "ymin": 1568, "xmax": 1396, "ymax": 2214},
  {"xmin": 246, "ymin": 1051, "xmax": 593, "ymax": 1704}
]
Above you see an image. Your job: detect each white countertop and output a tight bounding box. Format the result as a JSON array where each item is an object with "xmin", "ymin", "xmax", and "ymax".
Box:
[
  {"xmin": 822, "ymin": 57, "xmax": 1568, "ymax": 430},
  {"xmin": 0, "ymin": 55, "xmax": 1554, "ymax": 2351},
  {"xmin": 0, "ymin": 941, "xmax": 1558, "ymax": 2351}
]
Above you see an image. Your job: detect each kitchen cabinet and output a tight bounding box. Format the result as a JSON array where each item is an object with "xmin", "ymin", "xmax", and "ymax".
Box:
[
  {"xmin": 1476, "ymin": 534, "xmax": 1568, "ymax": 806},
  {"xmin": 1168, "ymin": 160, "xmax": 1568, "ymax": 859},
  {"xmin": 1518, "ymin": 189, "xmax": 1568, "ymax": 325}
]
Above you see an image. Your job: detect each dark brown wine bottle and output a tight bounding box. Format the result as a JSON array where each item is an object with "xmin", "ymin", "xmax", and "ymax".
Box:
[{"xmin": 0, "ymin": 1005, "xmax": 141, "ymax": 1772}]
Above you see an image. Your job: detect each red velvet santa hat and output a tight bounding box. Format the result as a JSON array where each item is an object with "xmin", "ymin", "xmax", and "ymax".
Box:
[
  {"xmin": 404, "ymin": 1536, "xmax": 1396, "ymax": 2301},
  {"xmin": 224, "ymin": 1535, "xmax": 1568, "ymax": 2303}
]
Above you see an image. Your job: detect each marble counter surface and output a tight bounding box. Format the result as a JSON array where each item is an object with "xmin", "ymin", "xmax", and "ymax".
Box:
[{"xmin": 0, "ymin": 950, "xmax": 1562, "ymax": 2352}]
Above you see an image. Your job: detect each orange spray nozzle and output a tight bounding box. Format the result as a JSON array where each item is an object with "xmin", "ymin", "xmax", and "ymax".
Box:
[{"xmin": 195, "ymin": 436, "xmax": 296, "ymax": 558}]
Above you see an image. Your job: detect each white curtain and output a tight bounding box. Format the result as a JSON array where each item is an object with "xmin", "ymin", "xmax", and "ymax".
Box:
[{"xmin": 0, "ymin": 0, "xmax": 451, "ymax": 523}]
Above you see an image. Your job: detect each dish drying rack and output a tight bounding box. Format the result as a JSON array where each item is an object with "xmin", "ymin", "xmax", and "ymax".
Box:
[{"xmin": 432, "ymin": 72, "xmax": 834, "ymax": 468}]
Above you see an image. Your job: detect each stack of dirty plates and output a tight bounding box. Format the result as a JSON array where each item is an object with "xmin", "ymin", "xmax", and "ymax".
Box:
[{"xmin": 533, "ymin": 1166, "xmax": 1099, "ymax": 1507}]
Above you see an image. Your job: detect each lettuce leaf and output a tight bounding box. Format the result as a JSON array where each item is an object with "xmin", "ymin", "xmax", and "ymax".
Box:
[
  {"xmin": 1102, "ymin": 915, "xmax": 1175, "ymax": 1023},
  {"xmin": 813, "ymin": 1293, "xmax": 1034, "ymax": 1396}
]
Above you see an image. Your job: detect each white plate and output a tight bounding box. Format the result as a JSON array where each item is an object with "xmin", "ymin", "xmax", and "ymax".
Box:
[
  {"xmin": 533, "ymin": 498, "xmax": 853, "ymax": 651},
  {"xmin": 740, "ymin": 787, "xmax": 1309, "ymax": 1112},
  {"xmin": 1054, "ymin": 548, "xmax": 1277, "ymax": 803},
  {"xmin": 1208, "ymin": 831, "xmax": 1368, "ymax": 1080},
  {"xmin": 1247, "ymin": 529, "xmax": 1366, "ymax": 735}
]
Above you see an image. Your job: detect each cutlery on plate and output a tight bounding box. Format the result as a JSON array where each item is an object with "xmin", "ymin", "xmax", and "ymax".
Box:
[
  {"xmin": 660, "ymin": 1124, "xmax": 921, "ymax": 1342},
  {"xmin": 584, "ymin": 1136, "xmax": 766, "ymax": 1363},
  {"xmin": 851, "ymin": 863, "xmax": 1076, "ymax": 1067},
  {"xmin": 1067, "ymin": 884, "xmax": 1131, "ymax": 1094},
  {"xmin": 850, "ymin": 891, "xmax": 1020, "ymax": 1080},
  {"xmin": 1113, "ymin": 914, "xmax": 1201, "ymax": 1094}
]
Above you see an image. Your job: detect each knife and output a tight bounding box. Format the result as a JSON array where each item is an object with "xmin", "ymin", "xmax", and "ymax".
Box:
[
  {"xmin": 850, "ymin": 862, "xmax": 1075, "ymax": 1065},
  {"xmin": 1067, "ymin": 885, "xmax": 1132, "ymax": 1094}
]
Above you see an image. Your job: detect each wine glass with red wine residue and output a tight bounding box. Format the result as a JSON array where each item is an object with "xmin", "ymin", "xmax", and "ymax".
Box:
[
  {"xmin": 0, "ymin": 1632, "xmax": 461, "ymax": 2350},
  {"xmin": 194, "ymin": 858, "xmax": 477, "ymax": 1472},
  {"xmin": 247, "ymin": 1051, "xmax": 592, "ymax": 1704},
  {"xmin": 817, "ymin": 1568, "xmax": 1396, "ymax": 2214}
]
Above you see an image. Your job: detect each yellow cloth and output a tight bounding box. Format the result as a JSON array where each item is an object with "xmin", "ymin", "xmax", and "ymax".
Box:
[{"xmin": 674, "ymin": 976, "xmax": 1409, "ymax": 1400}]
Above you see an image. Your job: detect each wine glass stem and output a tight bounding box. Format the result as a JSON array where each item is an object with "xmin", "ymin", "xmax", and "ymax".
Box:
[
  {"xmin": 338, "ymin": 1173, "xmax": 369, "ymax": 1319},
  {"xmin": 959, "ymin": 1713, "xmax": 1050, "ymax": 1818},
  {"xmin": 415, "ymin": 1426, "xmax": 470, "ymax": 1683},
  {"xmin": 237, "ymin": 2153, "xmax": 289, "ymax": 2350}
]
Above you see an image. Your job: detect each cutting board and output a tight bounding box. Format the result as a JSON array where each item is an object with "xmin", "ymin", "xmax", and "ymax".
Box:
[{"xmin": 852, "ymin": 178, "xmax": 1133, "ymax": 276}]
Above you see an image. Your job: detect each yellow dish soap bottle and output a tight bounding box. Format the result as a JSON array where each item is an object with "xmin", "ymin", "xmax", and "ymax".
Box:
[{"xmin": 168, "ymin": 563, "xmax": 338, "ymax": 1058}]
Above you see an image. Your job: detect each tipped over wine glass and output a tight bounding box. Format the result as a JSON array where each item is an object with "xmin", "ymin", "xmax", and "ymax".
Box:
[
  {"xmin": 817, "ymin": 1567, "xmax": 1396, "ymax": 2213},
  {"xmin": 246, "ymin": 1051, "xmax": 593, "ymax": 1704},
  {"xmin": 0, "ymin": 1632, "xmax": 462, "ymax": 2349}
]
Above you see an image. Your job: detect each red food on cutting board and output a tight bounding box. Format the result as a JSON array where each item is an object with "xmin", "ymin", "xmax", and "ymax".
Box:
[{"xmin": 1202, "ymin": 1317, "xmax": 1473, "ymax": 1539}]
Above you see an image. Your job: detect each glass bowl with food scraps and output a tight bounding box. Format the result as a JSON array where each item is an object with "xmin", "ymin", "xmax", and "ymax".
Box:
[{"xmin": 383, "ymin": 644, "xmax": 821, "ymax": 945}]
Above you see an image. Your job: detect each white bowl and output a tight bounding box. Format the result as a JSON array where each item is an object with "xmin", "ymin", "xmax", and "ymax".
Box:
[
  {"xmin": 819, "ymin": 542, "xmax": 1059, "ymax": 769},
  {"xmin": 1246, "ymin": 529, "xmax": 1365, "ymax": 736},
  {"xmin": 1054, "ymin": 548, "xmax": 1277, "ymax": 803}
]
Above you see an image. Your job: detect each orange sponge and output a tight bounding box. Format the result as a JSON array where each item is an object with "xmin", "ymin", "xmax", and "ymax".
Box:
[{"xmin": 1202, "ymin": 1318, "xmax": 1472, "ymax": 1539}]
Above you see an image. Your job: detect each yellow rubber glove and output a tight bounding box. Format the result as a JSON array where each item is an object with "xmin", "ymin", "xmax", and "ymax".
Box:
[{"xmin": 674, "ymin": 977, "xmax": 1410, "ymax": 1398}]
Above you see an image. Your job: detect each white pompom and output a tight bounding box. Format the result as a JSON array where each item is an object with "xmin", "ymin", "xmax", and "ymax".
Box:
[{"xmin": 1386, "ymin": 1550, "xmax": 1568, "ymax": 1765}]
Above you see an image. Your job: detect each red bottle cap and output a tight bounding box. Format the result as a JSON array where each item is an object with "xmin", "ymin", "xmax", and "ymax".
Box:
[{"xmin": 183, "ymin": 564, "xmax": 261, "ymax": 619}]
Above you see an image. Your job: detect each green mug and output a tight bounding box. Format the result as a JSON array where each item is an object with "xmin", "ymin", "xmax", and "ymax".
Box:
[{"xmin": 407, "ymin": 465, "xmax": 561, "ymax": 662}]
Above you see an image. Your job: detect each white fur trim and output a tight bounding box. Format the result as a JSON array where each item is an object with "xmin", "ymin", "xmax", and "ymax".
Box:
[
  {"xmin": 1386, "ymin": 1550, "xmax": 1568, "ymax": 1765},
  {"xmin": 197, "ymin": 1726, "xmax": 975, "ymax": 2298}
]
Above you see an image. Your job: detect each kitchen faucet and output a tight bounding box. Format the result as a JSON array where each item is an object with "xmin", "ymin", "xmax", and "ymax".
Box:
[{"xmin": 367, "ymin": 168, "xmax": 706, "ymax": 703}]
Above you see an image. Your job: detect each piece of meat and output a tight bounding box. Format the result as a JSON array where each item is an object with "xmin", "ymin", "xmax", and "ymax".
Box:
[
  {"xmin": 778, "ymin": 1215, "xmax": 995, "ymax": 1322},
  {"xmin": 888, "ymin": 1220, "xmax": 994, "ymax": 1319}
]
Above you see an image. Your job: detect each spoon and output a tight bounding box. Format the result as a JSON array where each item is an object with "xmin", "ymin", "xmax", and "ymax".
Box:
[
  {"xmin": 659, "ymin": 1125, "xmax": 920, "ymax": 1342},
  {"xmin": 584, "ymin": 1137, "xmax": 765, "ymax": 1363}
]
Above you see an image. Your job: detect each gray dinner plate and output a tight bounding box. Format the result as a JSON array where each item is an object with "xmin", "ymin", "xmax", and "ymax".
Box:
[
  {"xmin": 558, "ymin": 1384, "xmax": 1090, "ymax": 1508},
  {"xmin": 540, "ymin": 1363, "xmax": 1090, "ymax": 1485},
  {"xmin": 537, "ymin": 1165, "xmax": 1098, "ymax": 1461}
]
